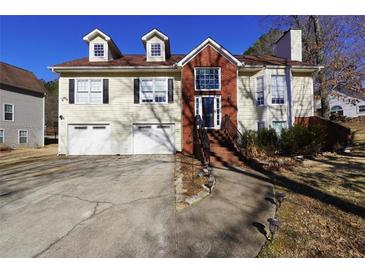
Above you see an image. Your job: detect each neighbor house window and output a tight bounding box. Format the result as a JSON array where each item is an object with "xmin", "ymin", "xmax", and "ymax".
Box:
[
  {"xmin": 330, "ymin": 105, "xmax": 343, "ymax": 116},
  {"xmin": 4, "ymin": 104, "xmax": 14, "ymax": 121},
  {"xmin": 358, "ymin": 105, "xmax": 365, "ymax": 113},
  {"xmin": 257, "ymin": 121, "xmax": 265, "ymax": 131},
  {"xmin": 272, "ymin": 121, "xmax": 287, "ymax": 135},
  {"xmin": 93, "ymin": 43, "xmax": 105, "ymax": 57},
  {"xmin": 150, "ymin": 43, "xmax": 162, "ymax": 57},
  {"xmin": 140, "ymin": 78, "xmax": 167, "ymax": 103},
  {"xmin": 0, "ymin": 129, "xmax": 4, "ymax": 144},
  {"xmin": 195, "ymin": 68, "xmax": 220, "ymax": 90},
  {"xmin": 76, "ymin": 79, "xmax": 102, "ymax": 104},
  {"xmin": 256, "ymin": 76, "xmax": 265, "ymax": 106},
  {"xmin": 271, "ymin": 75, "xmax": 285, "ymax": 104},
  {"xmin": 18, "ymin": 130, "xmax": 28, "ymax": 144}
]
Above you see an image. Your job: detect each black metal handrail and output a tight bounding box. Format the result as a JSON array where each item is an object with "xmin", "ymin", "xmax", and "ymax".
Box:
[
  {"xmin": 193, "ymin": 115, "xmax": 211, "ymax": 166},
  {"xmin": 221, "ymin": 114, "xmax": 247, "ymax": 158}
]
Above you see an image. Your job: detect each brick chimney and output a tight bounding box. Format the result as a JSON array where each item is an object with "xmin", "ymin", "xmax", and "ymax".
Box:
[{"xmin": 275, "ymin": 29, "xmax": 302, "ymax": 62}]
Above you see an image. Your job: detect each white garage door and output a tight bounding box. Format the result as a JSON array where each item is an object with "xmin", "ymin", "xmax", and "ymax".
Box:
[
  {"xmin": 68, "ymin": 124, "xmax": 111, "ymax": 155},
  {"xmin": 133, "ymin": 124, "xmax": 175, "ymax": 154}
]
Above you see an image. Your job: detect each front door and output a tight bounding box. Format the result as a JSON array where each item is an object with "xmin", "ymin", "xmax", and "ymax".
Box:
[
  {"xmin": 195, "ymin": 96, "xmax": 221, "ymax": 129},
  {"xmin": 202, "ymin": 97, "xmax": 214, "ymax": 128}
]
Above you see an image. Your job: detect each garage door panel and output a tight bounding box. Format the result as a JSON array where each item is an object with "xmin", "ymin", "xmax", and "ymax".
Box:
[
  {"xmin": 133, "ymin": 124, "xmax": 175, "ymax": 154},
  {"xmin": 68, "ymin": 124, "xmax": 111, "ymax": 155}
]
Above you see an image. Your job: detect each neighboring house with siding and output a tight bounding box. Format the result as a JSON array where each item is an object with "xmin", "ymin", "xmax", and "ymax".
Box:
[
  {"xmin": 328, "ymin": 90, "xmax": 365, "ymax": 118},
  {"xmin": 0, "ymin": 62, "xmax": 46, "ymax": 148},
  {"xmin": 50, "ymin": 28, "xmax": 321, "ymax": 156}
]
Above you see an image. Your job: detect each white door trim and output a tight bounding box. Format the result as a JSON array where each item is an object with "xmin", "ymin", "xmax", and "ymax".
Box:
[{"xmin": 195, "ymin": 95, "xmax": 221, "ymax": 129}]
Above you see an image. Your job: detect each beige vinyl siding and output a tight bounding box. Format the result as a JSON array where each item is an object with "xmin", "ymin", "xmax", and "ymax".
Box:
[
  {"xmin": 292, "ymin": 73, "xmax": 314, "ymax": 117},
  {"xmin": 58, "ymin": 72, "xmax": 181, "ymax": 155},
  {"xmin": 237, "ymin": 73, "xmax": 267, "ymax": 131},
  {"xmin": 238, "ymin": 68, "xmax": 313, "ymax": 132}
]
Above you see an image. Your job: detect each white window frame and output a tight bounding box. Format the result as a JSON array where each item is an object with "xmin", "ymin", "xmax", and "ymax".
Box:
[
  {"xmin": 271, "ymin": 121, "xmax": 287, "ymax": 136},
  {"xmin": 330, "ymin": 105, "xmax": 343, "ymax": 114},
  {"xmin": 195, "ymin": 95, "xmax": 221, "ymax": 129},
  {"xmin": 150, "ymin": 43, "xmax": 162, "ymax": 57},
  {"xmin": 357, "ymin": 104, "xmax": 365, "ymax": 113},
  {"xmin": 3, "ymin": 103, "xmax": 14, "ymax": 121},
  {"xmin": 93, "ymin": 43, "xmax": 105, "ymax": 57},
  {"xmin": 0, "ymin": 129, "xmax": 4, "ymax": 144},
  {"xmin": 256, "ymin": 76, "xmax": 265, "ymax": 106},
  {"xmin": 271, "ymin": 75, "xmax": 286, "ymax": 105},
  {"xmin": 139, "ymin": 77, "xmax": 168, "ymax": 104},
  {"xmin": 18, "ymin": 129, "xmax": 28, "ymax": 144},
  {"xmin": 257, "ymin": 121, "xmax": 265, "ymax": 131},
  {"xmin": 194, "ymin": 67, "xmax": 221, "ymax": 91},
  {"xmin": 75, "ymin": 79, "xmax": 103, "ymax": 105}
]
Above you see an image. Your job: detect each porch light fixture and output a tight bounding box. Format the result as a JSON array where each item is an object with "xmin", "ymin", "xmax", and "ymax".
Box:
[
  {"xmin": 267, "ymin": 217, "xmax": 280, "ymax": 241},
  {"xmin": 59, "ymin": 115, "xmax": 64, "ymax": 120}
]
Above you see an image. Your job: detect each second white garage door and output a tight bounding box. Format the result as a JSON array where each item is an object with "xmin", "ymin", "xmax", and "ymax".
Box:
[
  {"xmin": 68, "ymin": 124, "xmax": 112, "ymax": 155},
  {"xmin": 133, "ymin": 124, "xmax": 175, "ymax": 154}
]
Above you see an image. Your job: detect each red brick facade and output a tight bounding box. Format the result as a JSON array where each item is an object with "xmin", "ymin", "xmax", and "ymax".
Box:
[{"xmin": 181, "ymin": 45, "xmax": 238, "ymax": 154}]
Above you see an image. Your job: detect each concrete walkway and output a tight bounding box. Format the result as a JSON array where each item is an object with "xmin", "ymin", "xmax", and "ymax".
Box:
[
  {"xmin": 0, "ymin": 150, "xmax": 275, "ymax": 257},
  {"xmin": 176, "ymin": 165, "xmax": 276, "ymax": 257}
]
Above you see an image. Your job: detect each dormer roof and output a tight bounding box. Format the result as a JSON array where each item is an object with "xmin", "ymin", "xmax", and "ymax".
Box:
[
  {"xmin": 141, "ymin": 28, "xmax": 169, "ymax": 42},
  {"xmin": 141, "ymin": 28, "xmax": 171, "ymax": 58},
  {"xmin": 83, "ymin": 28, "xmax": 122, "ymax": 58}
]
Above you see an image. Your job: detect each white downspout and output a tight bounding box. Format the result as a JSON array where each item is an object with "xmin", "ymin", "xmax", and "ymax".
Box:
[{"xmin": 286, "ymin": 66, "xmax": 293, "ymax": 127}]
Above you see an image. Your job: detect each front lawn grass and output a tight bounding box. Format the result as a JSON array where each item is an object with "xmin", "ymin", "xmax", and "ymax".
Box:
[{"xmin": 258, "ymin": 120, "xmax": 365, "ymax": 257}]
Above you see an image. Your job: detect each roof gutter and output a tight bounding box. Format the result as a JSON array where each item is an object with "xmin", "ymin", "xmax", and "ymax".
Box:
[
  {"xmin": 291, "ymin": 65, "xmax": 324, "ymax": 73},
  {"xmin": 49, "ymin": 65, "xmax": 180, "ymax": 73}
]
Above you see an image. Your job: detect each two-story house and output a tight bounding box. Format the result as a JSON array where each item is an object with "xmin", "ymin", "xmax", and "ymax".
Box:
[
  {"xmin": 0, "ymin": 62, "xmax": 46, "ymax": 148},
  {"xmin": 50, "ymin": 28, "xmax": 321, "ymax": 156}
]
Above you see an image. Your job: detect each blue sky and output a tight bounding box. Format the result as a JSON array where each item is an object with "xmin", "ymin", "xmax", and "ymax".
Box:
[{"xmin": 0, "ymin": 16, "xmax": 270, "ymax": 81}]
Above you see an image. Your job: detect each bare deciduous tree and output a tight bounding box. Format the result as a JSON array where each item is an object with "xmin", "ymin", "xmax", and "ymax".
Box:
[{"xmin": 263, "ymin": 16, "xmax": 365, "ymax": 117}]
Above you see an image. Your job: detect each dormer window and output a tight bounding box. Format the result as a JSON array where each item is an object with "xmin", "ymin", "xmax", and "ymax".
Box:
[
  {"xmin": 150, "ymin": 43, "xmax": 162, "ymax": 57},
  {"xmin": 93, "ymin": 43, "xmax": 105, "ymax": 57}
]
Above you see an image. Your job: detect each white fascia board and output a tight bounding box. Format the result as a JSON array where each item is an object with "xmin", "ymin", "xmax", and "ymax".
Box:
[
  {"xmin": 176, "ymin": 38, "xmax": 243, "ymax": 67},
  {"xmin": 239, "ymin": 65, "xmax": 264, "ymax": 72},
  {"xmin": 49, "ymin": 66, "xmax": 179, "ymax": 73},
  {"xmin": 83, "ymin": 29, "xmax": 111, "ymax": 42},
  {"xmin": 142, "ymin": 29, "xmax": 169, "ymax": 41},
  {"xmin": 291, "ymin": 65, "xmax": 324, "ymax": 73}
]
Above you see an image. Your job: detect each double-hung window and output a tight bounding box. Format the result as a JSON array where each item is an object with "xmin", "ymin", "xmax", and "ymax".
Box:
[
  {"xmin": 18, "ymin": 130, "xmax": 28, "ymax": 144},
  {"xmin": 140, "ymin": 78, "xmax": 167, "ymax": 103},
  {"xmin": 93, "ymin": 43, "xmax": 105, "ymax": 57},
  {"xmin": 76, "ymin": 79, "xmax": 102, "ymax": 104},
  {"xmin": 4, "ymin": 104, "xmax": 14, "ymax": 121},
  {"xmin": 195, "ymin": 68, "xmax": 220, "ymax": 90},
  {"xmin": 150, "ymin": 43, "xmax": 162, "ymax": 57},
  {"xmin": 256, "ymin": 76, "xmax": 265, "ymax": 106},
  {"xmin": 358, "ymin": 105, "xmax": 365, "ymax": 113},
  {"xmin": 271, "ymin": 75, "xmax": 286, "ymax": 104},
  {"xmin": 0, "ymin": 129, "xmax": 4, "ymax": 144}
]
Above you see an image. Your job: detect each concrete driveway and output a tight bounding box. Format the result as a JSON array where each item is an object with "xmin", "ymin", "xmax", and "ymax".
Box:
[
  {"xmin": 0, "ymin": 147, "xmax": 274, "ymax": 257},
  {"xmin": 0, "ymin": 153, "xmax": 177, "ymax": 257}
]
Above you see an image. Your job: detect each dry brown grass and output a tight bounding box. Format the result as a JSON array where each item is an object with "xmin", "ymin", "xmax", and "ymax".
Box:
[
  {"xmin": 259, "ymin": 120, "xmax": 365, "ymax": 258},
  {"xmin": 0, "ymin": 144, "xmax": 58, "ymax": 168},
  {"xmin": 175, "ymin": 153, "xmax": 207, "ymax": 196}
]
